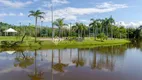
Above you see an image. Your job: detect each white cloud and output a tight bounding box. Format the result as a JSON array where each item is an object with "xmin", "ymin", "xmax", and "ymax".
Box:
[
  {"xmin": 0, "ymin": 0, "xmax": 33, "ymax": 8},
  {"xmin": 42, "ymin": 0, "xmax": 69, "ymax": 8},
  {"xmin": 33, "ymin": 0, "xmax": 40, "ymax": 2},
  {"xmin": 52, "ymin": 0, "xmax": 69, "ymax": 4},
  {"xmin": 0, "ymin": 13, "xmax": 7, "ymax": 17},
  {"xmin": 0, "ymin": 13, "xmax": 24, "ymax": 17},
  {"xmin": 96, "ymin": 2, "xmax": 128, "ymax": 9},
  {"xmin": 116, "ymin": 21, "xmax": 142, "ymax": 28},
  {"xmin": 19, "ymin": 13, "xmax": 24, "ymax": 16},
  {"xmin": 43, "ymin": 2, "xmax": 128, "ymax": 22},
  {"xmin": 9, "ymin": 13, "xmax": 16, "ymax": 16}
]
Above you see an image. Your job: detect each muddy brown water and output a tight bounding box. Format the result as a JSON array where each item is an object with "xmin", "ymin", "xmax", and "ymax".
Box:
[{"xmin": 0, "ymin": 41, "xmax": 142, "ymax": 80}]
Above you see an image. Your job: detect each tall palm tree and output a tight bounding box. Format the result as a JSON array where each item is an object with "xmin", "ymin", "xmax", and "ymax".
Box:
[
  {"xmin": 108, "ymin": 16, "xmax": 115, "ymax": 39},
  {"xmin": 72, "ymin": 23, "xmax": 85, "ymax": 38},
  {"xmin": 102, "ymin": 18, "xmax": 109, "ymax": 37},
  {"xmin": 82, "ymin": 24, "xmax": 87, "ymax": 38},
  {"xmin": 89, "ymin": 19, "xmax": 97, "ymax": 38},
  {"xmin": 53, "ymin": 18, "xmax": 67, "ymax": 39},
  {"xmin": 28, "ymin": 10, "xmax": 45, "ymax": 42},
  {"xmin": 90, "ymin": 19, "xmax": 103, "ymax": 39}
]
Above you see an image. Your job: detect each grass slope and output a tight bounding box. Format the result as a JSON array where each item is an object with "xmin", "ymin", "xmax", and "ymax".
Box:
[{"xmin": 0, "ymin": 36, "xmax": 130, "ymax": 49}]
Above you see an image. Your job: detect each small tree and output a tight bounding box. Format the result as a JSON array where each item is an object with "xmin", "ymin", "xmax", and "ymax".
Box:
[{"xmin": 97, "ymin": 33, "xmax": 107, "ymax": 41}]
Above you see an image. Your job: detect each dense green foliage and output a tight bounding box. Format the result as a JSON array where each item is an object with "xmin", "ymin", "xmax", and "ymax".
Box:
[{"xmin": 0, "ymin": 16, "xmax": 141, "ymax": 39}]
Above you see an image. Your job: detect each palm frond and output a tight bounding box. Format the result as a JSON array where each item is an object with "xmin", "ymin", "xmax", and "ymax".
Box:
[{"xmin": 39, "ymin": 16, "xmax": 44, "ymax": 19}]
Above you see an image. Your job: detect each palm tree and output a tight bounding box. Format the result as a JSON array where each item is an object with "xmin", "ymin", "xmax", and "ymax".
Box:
[
  {"xmin": 72, "ymin": 23, "xmax": 79, "ymax": 37},
  {"xmin": 108, "ymin": 16, "xmax": 115, "ymax": 39},
  {"xmin": 89, "ymin": 19, "xmax": 97, "ymax": 39},
  {"xmin": 72, "ymin": 23, "xmax": 85, "ymax": 38},
  {"xmin": 28, "ymin": 10, "xmax": 45, "ymax": 42},
  {"xmin": 53, "ymin": 18, "xmax": 67, "ymax": 40},
  {"xmin": 82, "ymin": 24, "xmax": 87, "ymax": 38},
  {"xmin": 90, "ymin": 19, "xmax": 103, "ymax": 40},
  {"xmin": 102, "ymin": 18, "xmax": 109, "ymax": 37}
]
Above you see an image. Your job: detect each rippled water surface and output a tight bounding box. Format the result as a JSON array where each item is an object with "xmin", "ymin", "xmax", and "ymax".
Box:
[{"xmin": 0, "ymin": 41, "xmax": 142, "ymax": 80}]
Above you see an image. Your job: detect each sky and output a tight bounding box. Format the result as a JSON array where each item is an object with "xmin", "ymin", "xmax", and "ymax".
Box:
[{"xmin": 0, "ymin": 0, "xmax": 142, "ymax": 28}]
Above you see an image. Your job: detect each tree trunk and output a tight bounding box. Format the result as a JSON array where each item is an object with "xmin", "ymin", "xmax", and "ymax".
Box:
[
  {"xmin": 81, "ymin": 30, "xmax": 82, "ymax": 38},
  {"xmin": 83, "ymin": 30, "xmax": 86, "ymax": 38},
  {"xmin": 93, "ymin": 27, "xmax": 95, "ymax": 39},
  {"xmin": 107, "ymin": 26, "xmax": 108, "ymax": 37},
  {"xmin": 78, "ymin": 29, "xmax": 79, "ymax": 37},
  {"xmin": 89, "ymin": 27, "xmax": 90, "ymax": 37},
  {"xmin": 35, "ymin": 17, "xmax": 37, "ymax": 42},
  {"xmin": 21, "ymin": 33, "xmax": 26, "ymax": 43},
  {"xmin": 59, "ymin": 27, "xmax": 61, "ymax": 38},
  {"xmin": 111, "ymin": 25, "xmax": 113, "ymax": 40}
]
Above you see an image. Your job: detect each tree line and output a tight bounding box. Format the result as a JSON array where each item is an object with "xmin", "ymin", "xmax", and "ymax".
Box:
[{"xmin": 0, "ymin": 10, "xmax": 142, "ymax": 41}]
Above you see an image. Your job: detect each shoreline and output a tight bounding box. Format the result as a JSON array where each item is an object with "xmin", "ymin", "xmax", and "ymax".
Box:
[{"xmin": 0, "ymin": 39, "xmax": 130, "ymax": 50}]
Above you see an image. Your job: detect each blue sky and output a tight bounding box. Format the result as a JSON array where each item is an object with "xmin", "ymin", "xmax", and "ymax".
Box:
[{"xmin": 0, "ymin": 0, "xmax": 142, "ymax": 28}]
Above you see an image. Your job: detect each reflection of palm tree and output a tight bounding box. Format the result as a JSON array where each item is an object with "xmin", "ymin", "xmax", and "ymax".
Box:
[
  {"xmin": 53, "ymin": 49, "xmax": 68, "ymax": 72},
  {"xmin": 51, "ymin": 49, "xmax": 54, "ymax": 80},
  {"xmin": 70, "ymin": 49, "xmax": 72, "ymax": 61},
  {"xmin": 72, "ymin": 49, "xmax": 85, "ymax": 67},
  {"xmin": 28, "ymin": 50, "xmax": 44, "ymax": 80},
  {"xmin": 91, "ymin": 50, "xmax": 97, "ymax": 69},
  {"xmin": 14, "ymin": 51, "xmax": 34, "ymax": 68},
  {"xmin": 96, "ymin": 55, "xmax": 114, "ymax": 71}
]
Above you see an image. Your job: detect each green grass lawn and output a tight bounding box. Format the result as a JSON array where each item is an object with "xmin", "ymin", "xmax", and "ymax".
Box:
[
  {"xmin": 57, "ymin": 38, "xmax": 130, "ymax": 47},
  {"xmin": 0, "ymin": 36, "xmax": 130, "ymax": 49},
  {"xmin": 0, "ymin": 36, "xmax": 34, "ymax": 41}
]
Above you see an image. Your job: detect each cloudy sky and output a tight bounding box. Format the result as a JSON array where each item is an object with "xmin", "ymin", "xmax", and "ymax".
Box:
[{"xmin": 0, "ymin": 0, "xmax": 142, "ymax": 28}]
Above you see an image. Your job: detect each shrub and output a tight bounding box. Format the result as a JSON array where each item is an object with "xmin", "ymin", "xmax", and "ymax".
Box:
[{"xmin": 97, "ymin": 33, "xmax": 107, "ymax": 41}]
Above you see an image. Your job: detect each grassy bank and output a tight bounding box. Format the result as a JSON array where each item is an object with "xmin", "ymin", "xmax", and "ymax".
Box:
[
  {"xmin": 19, "ymin": 38, "xmax": 130, "ymax": 49},
  {"xmin": 0, "ymin": 36, "xmax": 34, "ymax": 41},
  {"xmin": 0, "ymin": 36, "xmax": 130, "ymax": 49}
]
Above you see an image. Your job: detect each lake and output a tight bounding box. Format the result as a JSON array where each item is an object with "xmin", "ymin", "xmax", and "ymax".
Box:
[{"xmin": 0, "ymin": 41, "xmax": 142, "ymax": 80}]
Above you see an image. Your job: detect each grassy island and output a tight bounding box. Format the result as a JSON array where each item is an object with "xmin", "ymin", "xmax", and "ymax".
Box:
[{"xmin": 0, "ymin": 36, "xmax": 130, "ymax": 50}]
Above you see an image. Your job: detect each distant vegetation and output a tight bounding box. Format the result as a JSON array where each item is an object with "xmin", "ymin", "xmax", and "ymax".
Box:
[
  {"xmin": 0, "ymin": 17, "xmax": 141, "ymax": 40},
  {"xmin": 0, "ymin": 10, "xmax": 141, "ymax": 48}
]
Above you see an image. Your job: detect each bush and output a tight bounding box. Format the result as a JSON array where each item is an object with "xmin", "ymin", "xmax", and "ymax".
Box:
[
  {"xmin": 1, "ymin": 41, "xmax": 21, "ymax": 47},
  {"xmin": 97, "ymin": 33, "xmax": 107, "ymax": 41}
]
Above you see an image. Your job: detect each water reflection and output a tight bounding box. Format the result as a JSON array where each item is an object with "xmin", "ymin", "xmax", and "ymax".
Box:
[
  {"xmin": 72, "ymin": 49, "xmax": 85, "ymax": 67},
  {"xmin": 14, "ymin": 51, "xmax": 34, "ymax": 68},
  {"xmin": 0, "ymin": 42, "xmax": 142, "ymax": 80},
  {"xmin": 52, "ymin": 49, "xmax": 68, "ymax": 72},
  {"xmin": 28, "ymin": 50, "xmax": 44, "ymax": 80}
]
